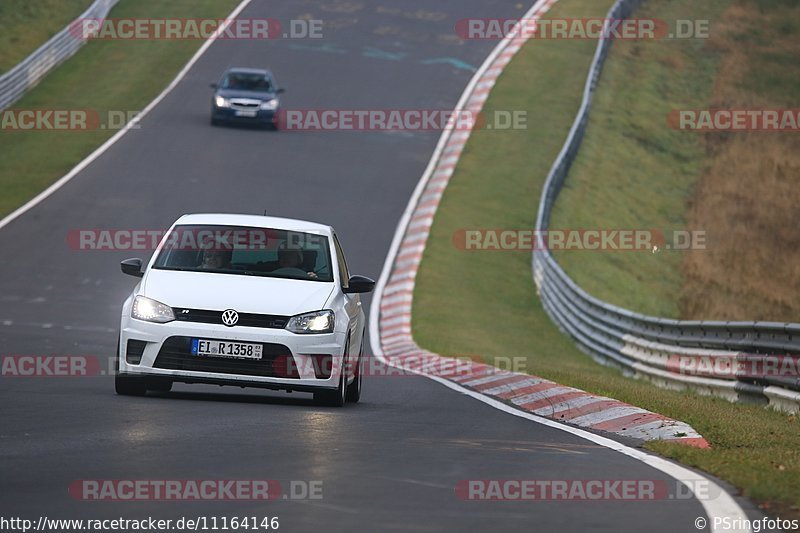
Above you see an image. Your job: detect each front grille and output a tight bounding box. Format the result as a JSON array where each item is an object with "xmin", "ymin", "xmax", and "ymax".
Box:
[
  {"xmin": 172, "ymin": 308, "xmax": 289, "ymax": 329},
  {"xmin": 230, "ymin": 99, "xmax": 260, "ymax": 109},
  {"xmin": 153, "ymin": 336, "xmax": 298, "ymax": 378}
]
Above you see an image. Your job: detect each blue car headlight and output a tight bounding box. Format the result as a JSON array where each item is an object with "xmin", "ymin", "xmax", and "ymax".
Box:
[{"xmin": 260, "ymin": 98, "xmax": 279, "ymax": 111}]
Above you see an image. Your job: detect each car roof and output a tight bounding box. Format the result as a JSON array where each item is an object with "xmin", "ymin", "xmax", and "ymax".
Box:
[
  {"xmin": 225, "ymin": 67, "xmax": 271, "ymax": 76},
  {"xmin": 174, "ymin": 214, "xmax": 333, "ymax": 235}
]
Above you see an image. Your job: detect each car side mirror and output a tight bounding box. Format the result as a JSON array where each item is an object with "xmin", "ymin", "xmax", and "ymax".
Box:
[
  {"xmin": 276, "ymin": 87, "xmax": 286, "ymax": 94},
  {"xmin": 210, "ymin": 83, "xmax": 218, "ymax": 89},
  {"xmin": 343, "ymin": 275, "xmax": 375, "ymax": 294},
  {"xmin": 121, "ymin": 258, "xmax": 144, "ymax": 278}
]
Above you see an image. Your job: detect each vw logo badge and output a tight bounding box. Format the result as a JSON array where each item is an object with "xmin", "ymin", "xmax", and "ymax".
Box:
[{"xmin": 221, "ymin": 309, "xmax": 239, "ymax": 327}]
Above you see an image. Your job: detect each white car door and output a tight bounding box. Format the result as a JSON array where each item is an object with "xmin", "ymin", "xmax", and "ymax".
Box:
[{"xmin": 332, "ymin": 234, "xmax": 362, "ymax": 369}]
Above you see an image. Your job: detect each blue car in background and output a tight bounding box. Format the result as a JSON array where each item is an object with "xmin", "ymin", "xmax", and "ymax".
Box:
[{"xmin": 210, "ymin": 67, "xmax": 285, "ymax": 128}]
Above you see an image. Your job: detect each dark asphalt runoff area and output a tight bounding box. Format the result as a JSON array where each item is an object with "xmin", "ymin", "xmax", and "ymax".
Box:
[{"xmin": 0, "ymin": 1, "xmax": 742, "ymax": 531}]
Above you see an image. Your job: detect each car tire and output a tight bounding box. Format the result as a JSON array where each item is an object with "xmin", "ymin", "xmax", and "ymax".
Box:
[
  {"xmin": 345, "ymin": 343, "xmax": 363, "ymax": 403},
  {"xmin": 210, "ymin": 117, "xmax": 221, "ymax": 127},
  {"xmin": 115, "ymin": 374, "xmax": 147, "ymax": 396}
]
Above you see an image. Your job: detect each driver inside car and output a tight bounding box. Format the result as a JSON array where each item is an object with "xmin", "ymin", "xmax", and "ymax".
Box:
[{"xmin": 274, "ymin": 243, "xmax": 318, "ymax": 279}]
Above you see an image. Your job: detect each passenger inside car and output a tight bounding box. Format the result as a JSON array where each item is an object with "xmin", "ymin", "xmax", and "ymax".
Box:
[{"xmin": 199, "ymin": 250, "xmax": 232, "ymax": 270}]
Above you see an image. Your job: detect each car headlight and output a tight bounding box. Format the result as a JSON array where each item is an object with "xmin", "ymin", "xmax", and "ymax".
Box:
[
  {"xmin": 260, "ymin": 98, "xmax": 279, "ymax": 110},
  {"xmin": 285, "ymin": 310, "xmax": 334, "ymax": 334},
  {"xmin": 215, "ymin": 96, "xmax": 230, "ymax": 108},
  {"xmin": 132, "ymin": 296, "xmax": 175, "ymax": 324}
]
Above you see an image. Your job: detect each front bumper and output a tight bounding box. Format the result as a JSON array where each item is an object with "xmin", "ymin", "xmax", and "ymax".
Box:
[
  {"xmin": 211, "ymin": 107, "xmax": 277, "ymax": 125},
  {"xmin": 119, "ymin": 317, "xmax": 345, "ymax": 392}
]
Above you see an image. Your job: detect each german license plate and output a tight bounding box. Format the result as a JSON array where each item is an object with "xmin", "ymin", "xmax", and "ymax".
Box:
[
  {"xmin": 235, "ymin": 110, "xmax": 258, "ymax": 117},
  {"xmin": 191, "ymin": 339, "xmax": 263, "ymax": 360}
]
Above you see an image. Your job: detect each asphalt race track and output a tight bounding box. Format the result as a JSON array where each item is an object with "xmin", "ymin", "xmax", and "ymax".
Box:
[{"xmin": 0, "ymin": 1, "xmax": 753, "ymax": 531}]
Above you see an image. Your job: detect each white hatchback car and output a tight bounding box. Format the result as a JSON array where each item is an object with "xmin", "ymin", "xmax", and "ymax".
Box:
[{"xmin": 116, "ymin": 214, "xmax": 374, "ymax": 406}]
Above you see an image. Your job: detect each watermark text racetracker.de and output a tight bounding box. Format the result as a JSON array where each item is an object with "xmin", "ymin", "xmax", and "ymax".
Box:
[
  {"xmin": 275, "ymin": 109, "xmax": 528, "ymax": 131},
  {"xmin": 452, "ymin": 228, "xmax": 707, "ymax": 252},
  {"xmin": 1, "ymin": 109, "xmax": 141, "ymax": 131},
  {"xmin": 71, "ymin": 18, "xmax": 323, "ymax": 40},
  {"xmin": 668, "ymin": 108, "xmax": 800, "ymax": 132},
  {"xmin": 1, "ymin": 355, "xmax": 102, "ymax": 377},
  {"xmin": 456, "ymin": 478, "xmax": 724, "ymax": 501},
  {"xmin": 302, "ymin": 354, "xmax": 529, "ymax": 378},
  {"xmin": 68, "ymin": 479, "xmax": 321, "ymax": 501},
  {"xmin": 66, "ymin": 228, "xmax": 326, "ymax": 252},
  {"xmin": 455, "ymin": 18, "xmax": 710, "ymax": 40},
  {"xmin": 668, "ymin": 354, "xmax": 800, "ymax": 379}
]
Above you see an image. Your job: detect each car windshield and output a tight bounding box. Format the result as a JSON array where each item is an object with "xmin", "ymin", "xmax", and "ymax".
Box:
[
  {"xmin": 221, "ymin": 72, "xmax": 273, "ymax": 92},
  {"xmin": 152, "ymin": 225, "xmax": 333, "ymax": 282}
]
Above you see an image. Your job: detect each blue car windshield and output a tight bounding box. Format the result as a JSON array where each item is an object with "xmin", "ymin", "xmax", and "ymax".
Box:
[{"xmin": 221, "ymin": 73, "xmax": 273, "ymax": 92}]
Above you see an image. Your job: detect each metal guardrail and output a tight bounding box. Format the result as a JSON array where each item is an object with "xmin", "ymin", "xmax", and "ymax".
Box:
[
  {"xmin": 532, "ymin": 0, "xmax": 800, "ymax": 413},
  {"xmin": 0, "ymin": 0, "xmax": 119, "ymax": 110}
]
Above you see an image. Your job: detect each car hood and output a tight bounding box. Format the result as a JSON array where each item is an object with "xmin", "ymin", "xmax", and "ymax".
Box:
[
  {"xmin": 215, "ymin": 89, "xmax": 277, "ymax": 101},
  {"xmin": 142, "ymin": 270, "xmax": 335, "ymax": 316}
]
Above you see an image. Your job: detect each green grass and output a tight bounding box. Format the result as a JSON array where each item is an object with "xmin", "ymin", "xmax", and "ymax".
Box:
[
  {"xmin": 548, "ymin": 0, "xmax": 730, "ymax": 318},
  {"xmin": 0, "ymin": 0, "xmax": 241, "ymax": 217},
  {"xmin": 0, "ymin": 0, "xmax": 93, "ymax": 73},
  {"xmin": 413, "ymin": 0, "xmax": 800, "ymax": 518}
]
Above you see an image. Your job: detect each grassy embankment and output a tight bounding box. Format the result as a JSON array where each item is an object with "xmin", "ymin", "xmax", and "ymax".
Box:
[{"xmin": 0, "ymin": 0, "xmax": 93, "ymax": 73}]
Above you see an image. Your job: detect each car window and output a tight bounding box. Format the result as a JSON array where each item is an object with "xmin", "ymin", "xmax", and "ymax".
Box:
[
  {"xmin": 221, "ymin": 73, "xmax": 273, "ymax": 92},
  {"xmin": 332, "ymin": 234, "xmax": 350, "ymax": 289},
  {"xmin": 152, "ymin": 225, "xmax": 333, "ymax": 282}
]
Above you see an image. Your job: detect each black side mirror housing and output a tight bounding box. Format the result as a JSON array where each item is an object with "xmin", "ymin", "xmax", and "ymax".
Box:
[
  {"xmin": 121, "ymin": 258, "xmax": 144, "ymax": 278},
  {"xmin": 276, "ymin": 87, "xmax": 286, "ymax": 94},
  {"xmin": 210, "ymin": 83, "xmax": 218, "ymax": 89},
  {"xmin": 344, "ymin": 275, "xmax": 375, "ymax": 294}
]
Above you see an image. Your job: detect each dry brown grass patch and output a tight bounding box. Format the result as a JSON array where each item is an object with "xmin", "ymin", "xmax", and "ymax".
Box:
[{"xmin": 680, "ymin": 0, "xmax": 800, "ymax": 321}]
